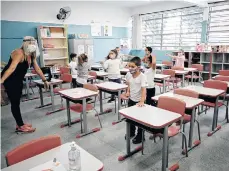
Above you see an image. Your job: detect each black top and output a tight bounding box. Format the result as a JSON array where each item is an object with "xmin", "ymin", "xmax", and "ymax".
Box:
[{"xmin": 1, "ymin": 56, "xmax": 32, "ymax": 86}]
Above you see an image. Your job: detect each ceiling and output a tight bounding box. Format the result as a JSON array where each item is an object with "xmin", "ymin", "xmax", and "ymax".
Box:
[
  {"xmin": 100, "ymin": 0, "xmax": 224, "ymax": 8},
  {"xmin": 1, "ymin": 0, "xmax": 224, "ymax": 8}
]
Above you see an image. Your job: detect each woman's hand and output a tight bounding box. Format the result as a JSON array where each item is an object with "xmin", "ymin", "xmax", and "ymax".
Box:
[
  {"xmin": 137, "ymin": 101, "xmax": 145, "ymax": 107},
  {"xmin": 44, "ymin": 81, "xmax": 50, "ymax": 90}
]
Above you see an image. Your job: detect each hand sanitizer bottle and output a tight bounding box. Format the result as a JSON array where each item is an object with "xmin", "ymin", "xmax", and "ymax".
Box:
[{"xmin": 68, "ymin": 142, "xmax": 81, "ymax": 171}]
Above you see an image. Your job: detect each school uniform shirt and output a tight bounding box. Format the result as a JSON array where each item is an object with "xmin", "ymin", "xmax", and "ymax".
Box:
[
  {"xmin": 76, "ymin": 63, "xmax": 90, "ymax": 84},
  {"xmin": 126, "ymin": 72, "xmax": 148, "ymax": 102},
  {"xmin": 69, "ymin": 61, "xmax": 78, "ymax": 75},
  {"xmin": 175, "ymin": 55, "xmax": 185, "ymax": 68},
  {"xmin": 103, "ymin": 58, "xmax": 121, "ymax": 80},
  {"xmin": 144, "ymin": 67, "xmax": 155, "ymax": 89}
]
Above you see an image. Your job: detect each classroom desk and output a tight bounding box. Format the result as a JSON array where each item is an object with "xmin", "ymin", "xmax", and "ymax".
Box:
[
  {"xmin": 212, "ymin": 75, "xmax": 229, "ymax": 79},
  {"xmin": 201, "ymin": 80, "xmax": 229, "ymax": 87},
  {"xmin": 184, "ymin": 68, "xmax": 198, "ymax": 85},
  {"xmin": 155, "ymin": 74, "xmax": 171, "ymax": 93},
  {"xmin": 120, "ymin": 68, "xmax": 129, "ymax": 75},
  {"xmin": 59, "ymin": 88, "xmax": 99, "ymax": 137},
  {"xmin": 174, "ymin": 70, "xmax": 189, "ymax": 87},
  {"xmin": 152, "ymin": 92, "xmax": 204, "ymax": 150},
  {"xmin": 34, "ymin": 79, "xmax": 63, "ymax": 115},
  {"xmin": 95, "ymin": 71, "xmax": 108, "ymax": 81},
  {"xmin": 119, "ymin": 105, "xmax": 181, "ymax": 171},
  {"xmin": 72, "ymin": 75, "xmax": 96, "ymax": 84},
  {"xmin": 181, "ymin": 85, "xmax": 225, "ymax": 136},
  {"xmin": 24, "ymin": 73, "xmax": 38, "ymax": 101},
  {"xmin": 96, "ymin": 82, "xmax": 127, "ymax": 123},
  {"xmin": 2, "ymin": 143, "xmax": 103, "ymax": 171},
  {"xmin": 91, "ymin": 64, "xmax": 103, "ymax": 71},
  {"xmin": 156, "ymin": 64, "xmax": 167, "ymax": 71},
  {"xmin": 51, "ymin": 70, "xmax": 61, "ymax": 78}
]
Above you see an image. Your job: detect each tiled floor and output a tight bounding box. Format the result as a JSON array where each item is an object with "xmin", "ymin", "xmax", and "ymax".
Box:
[{"xmin": 1, "ymin": 85, "xmax": 229, "ymax": 170}]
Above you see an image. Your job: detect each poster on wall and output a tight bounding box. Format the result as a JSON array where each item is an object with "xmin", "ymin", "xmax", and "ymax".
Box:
[
  {"xmin": 87, "ymin": 45, "xmax": 94, "ymax": 59},
  {"xmin": 78, "ymin": 45, "xmax": 85, "ymax": 54},
  {"xmin": 87, "ymin": 45, "xmax": 94, "ymax": 64},
  {"xmin": 91, "ymin": 22, "xmax": 101, "ymax": 36},
  {"xmin": 104, "ymin": 22, "xmax": 112, "ymax": 36}
]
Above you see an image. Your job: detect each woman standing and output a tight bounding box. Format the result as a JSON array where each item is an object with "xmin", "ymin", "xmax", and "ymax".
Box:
[{"xmin": 1, "ymin": 36, "xmax": 49, "ymax": 133}]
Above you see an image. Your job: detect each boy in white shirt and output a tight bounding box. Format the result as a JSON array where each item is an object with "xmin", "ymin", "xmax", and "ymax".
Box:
[
  {"xmin": 125, "ymin": 56, "xmax": 148, "ymax": 144},
  {"xmin": 101, "ymin": 49, "xmax": 121, "ymax": 103},
  {"xmin": 68, "ymin": 53, "xmax": 77, "ymax": 88}
]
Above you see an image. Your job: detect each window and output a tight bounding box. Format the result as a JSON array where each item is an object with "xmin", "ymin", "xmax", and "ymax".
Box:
[
  {"xmin": 128, "ymin": 17, "xmax": 133, "ymax": 48},
  {"xmin": 208, "ymin": 1, "xmax": 229, "ymax": 45},
  {"xmin": 141, "ymin": 7, "xmax": 203, "ymax": 50}
]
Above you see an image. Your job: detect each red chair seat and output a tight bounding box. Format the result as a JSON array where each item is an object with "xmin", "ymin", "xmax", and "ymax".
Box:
[
  {"xmin": 185, "ymin": 75, "xmax": 200, "ymax": 79},
  {"xmin": 168, "ymin": 125, "xmax": 180, "ymax": 137},
  {"xmin": 155, "ymin": 125, "xmax": 180, "ymax": 138},
  {"xmin": 185, "ymin": 75, "xmax": 192, "ymax": 78},
  {"xmin": 192, "ymin": 75, "xmax": 200, "ymax": 79},
  {"xmin": 183, "ymin": 114, "xmax": 191, "ymax": 124},
  {"xmin": 120, "ymin": 94, "xmax": 128, "ymax": 100},
  {"xmin": 155, "ymin": 82, "xmax": 171, "ymax": 87},
  {"xmin": 202, "ymin": 101, "xmax": 224, "ymax": 108},
  {"xmin": 53, "ymin": 88, "xmax": 67, "ymax": 94},
  {"xmin": 29, "ymin": 82, "xmax": 37, "ymax": 87},
  {"xmin": 168, "ymin": 77, "xmax": 181, "ymax": 83},
  {"xmin": 70, "ymin": 103, "xmax": 94, "ymax": 113}
]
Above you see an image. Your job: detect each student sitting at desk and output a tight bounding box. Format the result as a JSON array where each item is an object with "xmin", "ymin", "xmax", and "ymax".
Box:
[
  {"xmin": 100, "ymin": 49, "xmax": 121, "ymax": 103},
  {"xmin": 68, "ymin": 53, "xmax": 77, "ymax": 88},
  {"xmin": 166, "ymin": 49, "xmax": 185, "ymax": 68},
  {"xmin": 125, "ymin": 56, "xmax": 148, "ymax": 144}
]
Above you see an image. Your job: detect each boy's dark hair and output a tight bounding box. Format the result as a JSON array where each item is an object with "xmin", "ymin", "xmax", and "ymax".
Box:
[
  {"xmin": 106, "ymin": 49, "xmax": 118, "ymax": 60},
  {"xmin": 130, "ymin": 56, "xmax": 141, "ymax": 67},
  {"xmin": 146, "ymin": 47, "xmax": 152, "ymax": 53},
  {"xmin": 70, "ymin": 53, "xmax": 77, "ymax": 60}
]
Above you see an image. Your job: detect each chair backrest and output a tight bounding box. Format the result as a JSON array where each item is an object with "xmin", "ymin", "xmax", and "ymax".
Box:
[
  {"xmin": 172, "ymin": 66, "xmax": 184, "ymax": 71},
  {"xmin": 203, "ymin": 80, "xmax": 228, "ymax": 91},
  {"xmin": 214, "ymin": 76, "xmax": 229, "ymax": 82},
  {"xmin": 191, "ymin": 64, "xmax": 203, "ymax": 71},
  {"xmin": 162, "ymin": 61, "xmax": 173, "ymax": 67},
  {"xmin": 6, "ymin": 135, "xmax": 61, "ymax": 166},
  {"xmin": 60, "ymin": 67, "xmax": 70, "ymax": 74},
  {"xmin": 83, "ymin": 84, "xmax": 98, "ymax": 92},
  {"xmin": 157, "ymin": 96, "xmax": 186, "ymax": 116},
  {"xmin": 219, "ymin": 70, "xmax": 229, "ymax": 76},
  {"xmin": 174, "ymin": 88, "xmax": 199, "ymax": 98},
  {"xmin": 60, "ymin": 73, "xmax": 72, "ymax": 83},
  {"xmin": 162, "ymin": 69, "xmax": 175, "ymax": 77},
  {"xmin": 89, "ymin": 71, "xmax": 97, "ymax": 78}
]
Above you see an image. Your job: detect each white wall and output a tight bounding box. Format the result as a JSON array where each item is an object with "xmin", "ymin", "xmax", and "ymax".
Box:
[
  {"xmin": 130, "ymin": 1, "xmax": 194, "ymax": 15},
  {"xmin": 1, "ymin": 1, "xmax": 131, "ymax": 27}
]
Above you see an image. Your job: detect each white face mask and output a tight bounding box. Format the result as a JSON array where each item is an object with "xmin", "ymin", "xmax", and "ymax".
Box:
[{"xmin": 27, "ymin": 44, "xmax": 37, "ymax": 53}]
